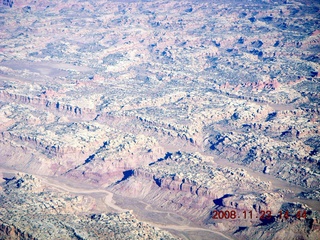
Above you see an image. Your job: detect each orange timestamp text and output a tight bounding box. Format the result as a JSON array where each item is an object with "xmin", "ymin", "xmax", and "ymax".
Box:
[{"xmin": 212, "ymin": 209, "xmax": 308, "ymax": 220}]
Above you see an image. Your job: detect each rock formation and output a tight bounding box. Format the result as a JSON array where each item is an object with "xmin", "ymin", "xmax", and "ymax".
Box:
[{"xmin": 0, "ymin": 0, "xmax": 319, "ymax": 239}]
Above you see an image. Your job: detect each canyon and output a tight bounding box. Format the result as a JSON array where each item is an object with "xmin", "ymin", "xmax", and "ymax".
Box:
[{"xmin": 0, "ymin": 0, "xmax": 319, "ymax": 239}]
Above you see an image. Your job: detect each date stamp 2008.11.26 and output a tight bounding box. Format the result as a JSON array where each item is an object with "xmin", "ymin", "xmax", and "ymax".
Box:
[{"xmin": 212, "ymin": 209, "xmax": 308, "ymax": 220}]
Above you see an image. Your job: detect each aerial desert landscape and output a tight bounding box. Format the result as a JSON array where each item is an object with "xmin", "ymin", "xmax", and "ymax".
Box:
[{"xmin": 0, "ymin": 0, "xmax": 319, "ymax": 239}]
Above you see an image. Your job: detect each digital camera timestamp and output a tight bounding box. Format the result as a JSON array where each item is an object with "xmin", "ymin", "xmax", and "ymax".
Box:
[{"xmin": 212, "ymin": 210, "xmax": 308, "ymax": 220}]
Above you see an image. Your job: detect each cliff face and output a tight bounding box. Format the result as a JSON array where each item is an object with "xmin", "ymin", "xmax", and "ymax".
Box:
[
  {"xmin": 111, "ymin": 152, "xmax": 320, "ymax": 237},
  {"xmin": 111, "ymin": 152, "xmax": 275, "ymax": 222},
  {"xmin": 0, "ymin": 222, "xmax": 37, "ymax": 240},
  {"xmin": 0, "ymin": 90, "xmax": 96, "ymax": 119}
]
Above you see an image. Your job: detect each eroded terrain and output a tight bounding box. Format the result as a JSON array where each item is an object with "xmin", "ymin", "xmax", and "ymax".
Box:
[{"xmin": 0, "ymin": 0, "xmax": 319, "ymax": 239}]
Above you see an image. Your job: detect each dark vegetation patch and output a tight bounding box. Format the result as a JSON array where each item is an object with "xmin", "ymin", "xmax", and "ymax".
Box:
[
  {"xmin": 266, "ymin": 112, "xmax": 277, "ymax": 122},
  {"xmin": 260, "ymin": 16, "xmax": 273, "ymax": 23},
  {"xmin": 103, "ymin": 53, "xmax": 124, "ymax": 65}
]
